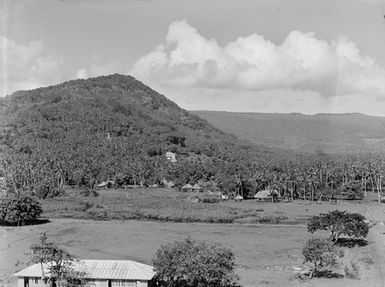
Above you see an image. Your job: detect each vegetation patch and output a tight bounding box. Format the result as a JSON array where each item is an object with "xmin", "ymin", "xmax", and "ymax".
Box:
[{"xmin": 41, "ymin": 189, "xmax": 263, "ymax": 223}]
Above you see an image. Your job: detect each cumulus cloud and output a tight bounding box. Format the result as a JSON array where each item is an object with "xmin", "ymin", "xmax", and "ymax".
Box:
[
  {"xmin": 75, "ymin": 61, "xmax": 125, "ymax": 80},
  {"xmin": 0, "ymin": 35, "xmax": 65, "ymax": 96},
  {"xmin": 131, "ymin": 20, "xmax": 385, "ymax": 99}
]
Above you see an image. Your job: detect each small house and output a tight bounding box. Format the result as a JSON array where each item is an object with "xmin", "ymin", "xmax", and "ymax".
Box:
[
  {"xmin": 192, "ymin": 184, "xmax": 202, "ymax": 192},
  {"xmin": 165, "ymin": 152, "xmax": 177, "ymax": 163},
  {"xmin": 235, "ymin": 195, "xmax": 244, "ymax": 201},
  {"xmin": 13, "ymin": 259, "xmax": 155, "ymax": 287},
  {"xmin": 254, "ymin": 189, "xmax": 280, "ymax": 202},
  {"xmin": 181, "ymin": 184, "xmax": 193, "ymax": 192},
  {"xmin": 161, "ymin": 179, "xmax": 175, "ymax": 189}
]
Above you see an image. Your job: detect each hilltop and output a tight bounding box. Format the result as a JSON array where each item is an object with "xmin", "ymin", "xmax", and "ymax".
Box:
[
  {"xmin": 0, "ymin": 74, "xmax": 279, "ymax": 197},
  {"xmin": 191, "ymin": 111, "xmax": 385, "ymax": 154}
]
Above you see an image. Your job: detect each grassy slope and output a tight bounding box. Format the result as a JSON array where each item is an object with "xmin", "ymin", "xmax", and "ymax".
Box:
[{"xmin": 192, "ymin": 111, "xmax": 385, "ymax": 154}]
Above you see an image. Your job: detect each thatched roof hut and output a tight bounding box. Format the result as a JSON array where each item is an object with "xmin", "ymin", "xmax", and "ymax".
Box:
[
  {"xmin": 192, "ymin": 183, "xmax": 202, "ymax": 192},
  {"xmin": 254, "ymin": 189, "xmax": 280, "ymax": 202},
  {"xmin": 181, "ymin": 184, "xmax": 193, "ymax": 192}
]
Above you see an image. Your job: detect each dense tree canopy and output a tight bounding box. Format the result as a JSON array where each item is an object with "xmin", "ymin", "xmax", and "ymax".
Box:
[
  {"xmin": 307, "ymin": 210, "xmax": 369, "ymax": 243},
  {"xmin": 0, "ymin": 194, "xmax": 42, "ymax": 226},
  {"xmin": 302, "ymin": 237, "xmax": 344, "ymax": 278},
  {"xmin": 0, "ymin": 74, "xmax": 384, "ymax": 200},
  {"xmin": 153, "ymin": 238, "xmax": 239, "ymax": 287}
]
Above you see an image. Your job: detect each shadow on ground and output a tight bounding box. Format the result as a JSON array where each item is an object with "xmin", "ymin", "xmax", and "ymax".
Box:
[
  {"xmin": 314, "ymin": 270, "xmax": 344, "ymax": 279},
  {"xmin": 0, "ymin": 218, "xmax": 51, "ymax": 227},
  {"xmin": 336, "ymin": 238, "xmax": 368, "ymax": 248}
]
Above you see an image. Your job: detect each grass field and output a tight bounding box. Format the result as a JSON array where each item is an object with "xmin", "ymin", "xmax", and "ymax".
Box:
[
  {"xmin": 41, "ymin": 188, "xmax": 288, "ymax": 223},
  {"xmin": 2, "ymin": 189, "xmax": 385, "ymax": 287}
]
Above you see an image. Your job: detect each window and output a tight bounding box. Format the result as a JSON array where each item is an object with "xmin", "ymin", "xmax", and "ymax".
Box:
[{"xmin": 110, "ymin": 280, "xmax": 137, "ymax": 287}]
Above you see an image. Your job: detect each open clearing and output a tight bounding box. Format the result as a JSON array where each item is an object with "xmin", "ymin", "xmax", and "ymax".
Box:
[{"xmin": 2, "ymin": 192, "xmax": 385, "ymax": 287}]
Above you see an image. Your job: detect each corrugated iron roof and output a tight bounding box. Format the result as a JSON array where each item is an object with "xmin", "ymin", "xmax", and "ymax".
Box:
[{"xmin": 13, "ymin": 259, "xmax": 155, "ymax": 280}]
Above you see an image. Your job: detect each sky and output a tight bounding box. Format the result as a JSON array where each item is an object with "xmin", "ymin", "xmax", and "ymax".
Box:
[{"xmin": 1, "ymin": 0, "xmax": 385, "ymax": 115}]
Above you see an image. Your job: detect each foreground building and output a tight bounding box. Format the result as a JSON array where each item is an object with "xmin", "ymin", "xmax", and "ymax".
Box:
[{"xmin": 13, "ymin": 259, "xmax": 156, "ymax": 287}]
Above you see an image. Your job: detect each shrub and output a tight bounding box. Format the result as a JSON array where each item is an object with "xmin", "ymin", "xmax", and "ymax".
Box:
[
  {"xmin": 302, "ymin": 237, "xmax": 344, "ymax": 278},
  {"xmin": 307, "ymin": 210, "xmax": 369, "ymax": 243},
  {"xmin": 257, "ymin": 214, "xmax": 288, "ymax": 224},
  {"xmin": 200, "ymin": 195, "xmax": 220, "ymax": 203},
  {"xmin": 153, "ymin": 238, "xmax": 239, "ymax": 287},
  {"xmin": 0, "ymin": 194, "xmax": 43, "ymax": 226},
  {"xmin": 34, "ymin": 182, "xmax": 64, "ymax": 199}
]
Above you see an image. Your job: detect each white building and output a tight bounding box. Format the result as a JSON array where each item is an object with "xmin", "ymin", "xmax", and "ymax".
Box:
[
  {"xmin": 13, "ymin": 259, "xmax": 156, "ymax": 287},
  {"xmin": 165, "ymin": 152, "xmax": 177, "ymax": 163}
]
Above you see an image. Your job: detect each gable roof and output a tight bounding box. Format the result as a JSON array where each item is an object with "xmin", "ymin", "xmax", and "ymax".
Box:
[
  {"xmin": 14, "ymin": 259, "xmax": 155, "ymax": 280},
  {"xmin": 182, "ymin": 184, "xmax": 193, "ymax": 189},
  {"xmin": 254, "ymin": 189, "xmax": 280, "ymax": 199}
]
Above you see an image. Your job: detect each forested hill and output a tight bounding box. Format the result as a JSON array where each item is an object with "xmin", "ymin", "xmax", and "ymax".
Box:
[
  {"xmin": 0, "ymin": 74, "xmax": 280, "ymax": 197},
  {"xmin": 191, "ymin": 111, "xmax": 385, "ymax": 154}
]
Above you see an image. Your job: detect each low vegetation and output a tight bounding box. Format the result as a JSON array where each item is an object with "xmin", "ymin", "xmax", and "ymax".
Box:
[{"xmin": 41, "ymin": 189, "xmax": 263, "ymax": 223}]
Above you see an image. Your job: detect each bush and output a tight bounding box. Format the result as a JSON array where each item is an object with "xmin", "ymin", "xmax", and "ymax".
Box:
[
  {"xmin": 34, "ymin": 182, "xmax": 64, "ymax": 199},
  {"xmin": 307, "ymin": 210, "xmax": 369, "ymax": 243},
  {"xmin": 0, "ymin": 194, "xmax": 43, "ymax": 226},
  {"xmin": 257, "ymin": 214, "xmax": 288, "ymax": 224},
  {"xmin": 302, "ymin": 237, "xmax": 344, "ymax": 278},
  {"xmin": 200, "ymin": 195, "xmax": 220, "ymax": 203},
  {"xmin": 153, "ymin": 238, "xmax": 239, "ymax": 287}
]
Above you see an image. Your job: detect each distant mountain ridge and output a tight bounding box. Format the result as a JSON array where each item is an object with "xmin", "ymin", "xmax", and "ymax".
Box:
[{"xmin": 191, "ymin": 111, "xmax": 385, "ymax": 154}]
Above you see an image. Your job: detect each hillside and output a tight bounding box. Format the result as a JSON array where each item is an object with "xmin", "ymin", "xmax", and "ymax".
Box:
[
  {"xmin": 191, "ymin": 111, "xmax": 385, "ymax": 154},
  {"xmin": 0, "ymin": 74, "xmax": 280, "ymax": 197}
]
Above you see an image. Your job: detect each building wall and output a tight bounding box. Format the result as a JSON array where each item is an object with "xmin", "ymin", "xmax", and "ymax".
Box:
[
  {"xmin": 17, "ymin": 278, "xmax": 148, "ymax": 287},
  {"xmin": 17, "ymin": 278, "xmax": 45, "ymax": 287}
]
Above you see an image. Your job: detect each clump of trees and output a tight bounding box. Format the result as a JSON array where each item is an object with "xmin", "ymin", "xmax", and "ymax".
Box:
[
  {"xmin": 302, "ymin": 237, "xmax": 344, "ymax": 278},
  {"xmin": 31, "ymin": 233, "xmax": 87, "ymax": 287},
  {"xmin": 153, "ymin": 238, "xmax": 239, "ymax": 287},
  {"xmin": 0, "ymin": 194, "xmax": 42, "ymax": 226},
  {"xmin": 307, "ymin": 210, "xmax": 369, "ymax": 243}
]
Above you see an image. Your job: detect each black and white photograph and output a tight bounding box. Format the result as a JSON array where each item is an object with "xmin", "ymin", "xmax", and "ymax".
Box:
[{"xmin": 1, "ymin": 0, "xmax": 385, "ymax": 286}]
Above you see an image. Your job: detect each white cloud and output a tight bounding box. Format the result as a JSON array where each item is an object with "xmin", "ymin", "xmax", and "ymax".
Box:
[
  {"xmin": 131, "ymin": 20, "xmax": 385, "ymax": 100},
  {"xmin": 75, "ymin": 61, "xmax": 125, "ymax": 80},
  {"xmin": 0, "ymin": 35, "xmax": 65, "ymax": 96},
  {"xmin": 76, "ymin": 69, "xmax": 88, "ymax": 79}
]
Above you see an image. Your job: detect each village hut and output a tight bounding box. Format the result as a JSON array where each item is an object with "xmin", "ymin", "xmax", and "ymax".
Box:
[
  {"xmin": 97, "ymin": 181, "xmax": 108, "ymax": 188},
  {"xmin": 161, "ymin": 179, "xmax": 175, "ymax": 189},
  {"xmin": 181, "ymin": 184, "xmax": 193, "ymax": 192},
  {"xmin": 192, "ymin": 183, "xmax": 202, "ymax": 192},
  {"xmin": 254, "ymin": 189, "xmax": 280, "ymax": 202},
  {"xmin": 165, "ymin": 151, "xmax": 177, "ymax": 163},
  {"xmin": 235, "ymin": 195, "xmax": 244, "ymax": 201}
]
